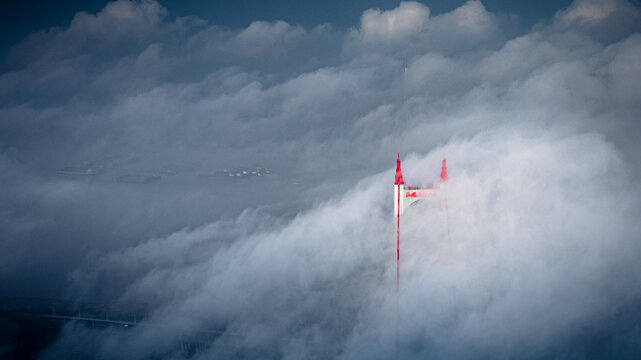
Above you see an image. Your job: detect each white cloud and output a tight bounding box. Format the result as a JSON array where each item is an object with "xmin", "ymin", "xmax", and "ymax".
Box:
[
  {"xmin": 359, "ymin": 1, "xmax": 430, "ymax": 41},
  {"xmin": 552, "ymin": 0, "xmax": 641, "ymax": 43},
  {"xmin": 48, "ymin": 130, "xmax": 641, "ymax": 359},
  {"xmin": 3, "ymin": 0, "xmax": 641, "ymax": 358},
  {"xmin": 556, "ymin": 0, "xmax": 638, "ymax": 23},
  {"xmin": 232, "ymin": 21, "xmax": 306, "ymax": 57},
  {"xmin": 436, "ymin": 0, "xmax": 495, "ymax": 32},
  {"xmin": 68, "ymin": 0, "xmax": 167, "ymax": 34},
  {"xmin": 346, "ymin": 1, "xmax": 502, "ymax": 59}
]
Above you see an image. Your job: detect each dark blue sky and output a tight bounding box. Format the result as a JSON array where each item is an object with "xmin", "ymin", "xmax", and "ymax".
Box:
[{"xmin": 1, "ymin": 0, "xmax": 575, "ymax": 53}]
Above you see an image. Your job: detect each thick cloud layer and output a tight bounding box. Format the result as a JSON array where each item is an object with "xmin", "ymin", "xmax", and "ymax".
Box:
[{"xmin": 2, "ymin": 0, "xmax": 641, "ymax": 358}]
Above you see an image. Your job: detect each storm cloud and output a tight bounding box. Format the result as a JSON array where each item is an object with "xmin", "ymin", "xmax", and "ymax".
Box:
[{"xmin": 2, "ymin": 0, "xmax": 641, "ymax": 358}]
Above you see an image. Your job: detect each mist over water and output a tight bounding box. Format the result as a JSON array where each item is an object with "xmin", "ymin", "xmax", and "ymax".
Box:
[{"xmin": 2, "ymin": 0, "xmax": 641, "ymax": 358}]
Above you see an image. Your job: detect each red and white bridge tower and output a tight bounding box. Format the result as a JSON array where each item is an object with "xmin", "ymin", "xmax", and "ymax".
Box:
[{"xmin": 394, "ymin": 154, "xmax": 449, "ymax": 289}]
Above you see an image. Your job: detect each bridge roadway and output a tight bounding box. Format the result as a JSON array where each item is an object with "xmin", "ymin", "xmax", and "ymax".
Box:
[{"xmin": 3, "ymin": 300, "xmax": 328, "ymax": 357}]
